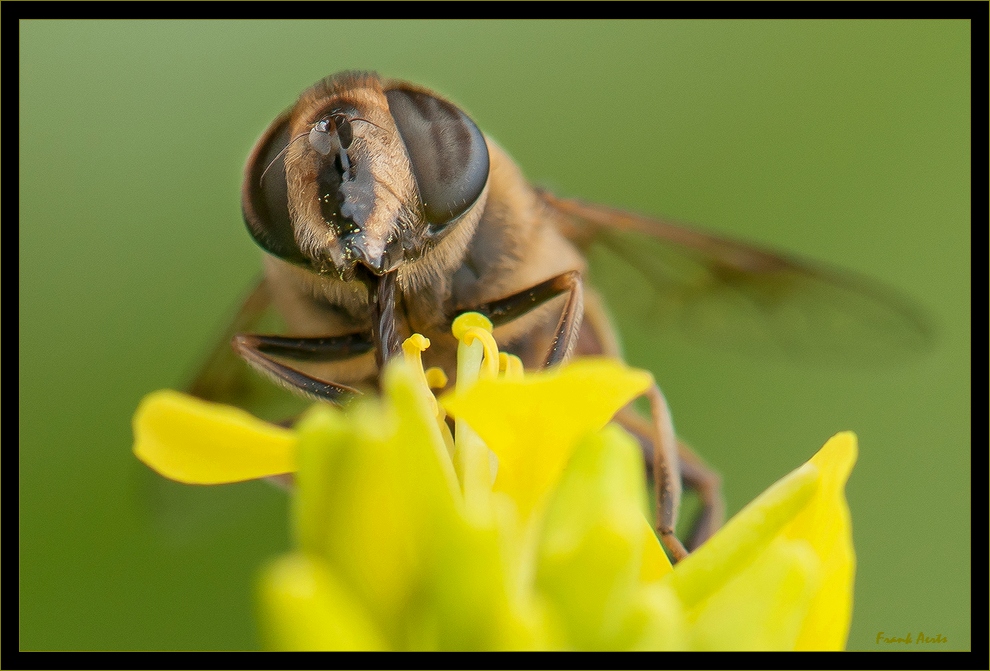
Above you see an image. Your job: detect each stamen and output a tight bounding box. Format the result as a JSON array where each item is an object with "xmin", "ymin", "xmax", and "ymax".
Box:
[
  {"xmin": 402, "ymin": 334, "xmax": 455, "ymax": 460},
  {"xmin": 452, "ymin": 313, "xmax": 499, "ymax": 380},
  {"xmin": 450, "ymin": 313, "xmax": 500, "ymax": 515},
  {"xmin": 402, "ymin": 334, "xmax": 438, "ymax": 416},
  {"xmin": 499, "ymin": 352, "xmax": 524, "ymax": 380},
  {"xmin": 451, "ymin": 312, "xmax": 493, "ymax": 340},
  {"xmin": 425, "ymin": 367, "xmax": 448, "ymax": 390},
  {"xmin": 402, "ymin": 333, "xmax": 431, "ymax": 372}
]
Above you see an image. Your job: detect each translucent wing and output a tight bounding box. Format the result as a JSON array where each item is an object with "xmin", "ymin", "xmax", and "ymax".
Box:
[
  {"xmin": 186, "ymin": 275, "xmax": 309, "ymax": 422},
  {"xmin": 141, "ymin": 276, "xmax": 307, "ymax": 542},
  {"xmin": 540, "ymin": 191, "xmax": 934, "ymax": 364}
]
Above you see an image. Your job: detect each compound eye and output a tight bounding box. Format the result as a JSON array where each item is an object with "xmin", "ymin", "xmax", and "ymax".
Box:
[
  {"xmin": 242, "ymin": 111, "xmax": 308, "ymax": 265},
  {"xmin": 385, "ymin": 87, "xmax": 489, "ymax": 229}
]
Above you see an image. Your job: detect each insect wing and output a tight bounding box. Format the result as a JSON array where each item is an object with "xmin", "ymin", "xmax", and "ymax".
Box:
[
  {"xmin": 186, "ymin": 275, "xmax": 309, "ymax": 422},
  {"xmin": 541, "ymin": 192, "xmax": 934, "ymax": 364}
]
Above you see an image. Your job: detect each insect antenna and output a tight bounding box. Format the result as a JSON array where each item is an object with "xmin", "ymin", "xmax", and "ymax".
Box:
[
  {"xmin": 259, "ymin": 117, "xmax": 386, "ymax": 186},
  {"xmin": 259, "ymin": 131, "xmax": 310, "ymax": 186},
  {"xmin": 349, "ymin": 116, "xmax": 385, "ymax": 132}
]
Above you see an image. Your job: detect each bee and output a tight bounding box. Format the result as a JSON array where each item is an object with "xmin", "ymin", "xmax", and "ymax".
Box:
[{"xmin": 190, "ymin": 71, "xmax": 931, "ymax": 561}]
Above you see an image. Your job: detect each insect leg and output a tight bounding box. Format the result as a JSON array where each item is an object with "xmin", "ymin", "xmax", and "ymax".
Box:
[
  {"xmin": 613, "ymin": 404, "xmax": 724, "ymax": 554},
  {"xmin": 644, "ymin": 383, "xmax": 689, "ymax": 562},
  {"xmin": 231, "ymin": 333, "xmax": 368, "ymax": 406},
  {"xmin": 677, "ymin": 440, "xmax": 724, "ymax": 551},
  {"xmin": 465, "ymin": 270, "xmax": 584, "ymax": 367},
  {"xmin": 236, "ymin": 332, "xmax": 373, "ymax": 361}
]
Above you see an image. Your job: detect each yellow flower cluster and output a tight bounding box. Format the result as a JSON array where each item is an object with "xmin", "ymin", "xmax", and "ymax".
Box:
[{"xmin": 133, "ymin": 314, "xmax": 856, "ymax": 650}]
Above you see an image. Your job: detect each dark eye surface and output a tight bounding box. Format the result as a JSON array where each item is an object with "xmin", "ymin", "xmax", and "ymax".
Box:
[
  {"xmin": 242, "ymin": 112, "xmax": 307, "ymax": 265},
  {"xmin": 385, "ymin": 88, "xmax": 489, "ymax": 228}
]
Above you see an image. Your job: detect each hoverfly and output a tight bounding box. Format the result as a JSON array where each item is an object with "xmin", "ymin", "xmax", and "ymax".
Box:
[{"xmin": 190, "ymin": 71, "xmax": 931, "ymax": 561}]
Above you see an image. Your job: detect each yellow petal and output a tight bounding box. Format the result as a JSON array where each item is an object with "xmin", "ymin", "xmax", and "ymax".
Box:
[
  {"xmin": 257, "ymin": 552, "xmax": 387, "ymax": 651},
  {"xmin": 535, "ymin": 424, "xmax": 667, "ymax": 649},
  {"xmin": 785, "ymin": 432, "xmax": 858, "ymax": 651},
  {"xmin": 687, "ymin": 538, "xmax": 820, "ymax": 650},
  {"xmin": 666, "ymin": 459, "xmax": 819, "ymax": 610},
  {"xmin": 292, "ymin": 363, "xmax": 479, "ymax": 641},
  {"xmin": 639, "ymin": 516, "xmax": 674, "ymax": 582},
  {"xmin": 628, "ymin": 582, "xmax": 687, "ymax": 650},
  {"xmin": 666, "ymin": 432, "xmax": 858, "ymax": 651},
  {"xmin": 292, "ymin": 401, "xmax": 423, "ymax": 633},
  {"xmin": 132, "ymin": 389, "xmax": 295, "ymax": 484},
  {"xmin": 441, "ymin": 358, "xmax": 652, "ymax": 516}
]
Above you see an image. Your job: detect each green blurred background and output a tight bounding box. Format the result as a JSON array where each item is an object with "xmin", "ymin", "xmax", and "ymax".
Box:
[{"xmin": 20, "ymin": 20, "xmax": 970, "ymax": 650}]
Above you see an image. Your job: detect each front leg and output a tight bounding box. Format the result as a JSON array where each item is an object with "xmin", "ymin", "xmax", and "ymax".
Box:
[
  {"xmin": 463, "ymin": 270, "xmax": 584, "ymax": 367},
  {"xmin": 231, "ymin": 332, "xmax": 371, "ymax": 406}
]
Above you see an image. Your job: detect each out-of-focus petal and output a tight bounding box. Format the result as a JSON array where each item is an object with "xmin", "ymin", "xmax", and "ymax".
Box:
[
  {"xmin": 535, "ymin": 424, "xmax": 665, "ymax": 649},
  {"xmin": 291, "ymin": 385, "xmax": 447, "ymax": 636},
  {"xmin": 628, "ymin": 582, "xmax": 687, "ymax": 650},
  {"xmin": 132, "ymin": 389, "xmax": 295, "ymax": 484},
  {"xmin": 258, "ymin": 552, "xmax": 386, "ymax": 651},
  {"xmin": 687, "ymin": 538, "xmax": 820, "ymax": 650},
  {"xmin": 291, "ymin": 362, "xmax": 527, "ymax": 649}
]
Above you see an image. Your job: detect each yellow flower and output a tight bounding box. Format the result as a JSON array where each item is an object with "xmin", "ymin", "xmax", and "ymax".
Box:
[{"xmin": 132, "ymin": 314, "xmax": 856, "ymax": 650}]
